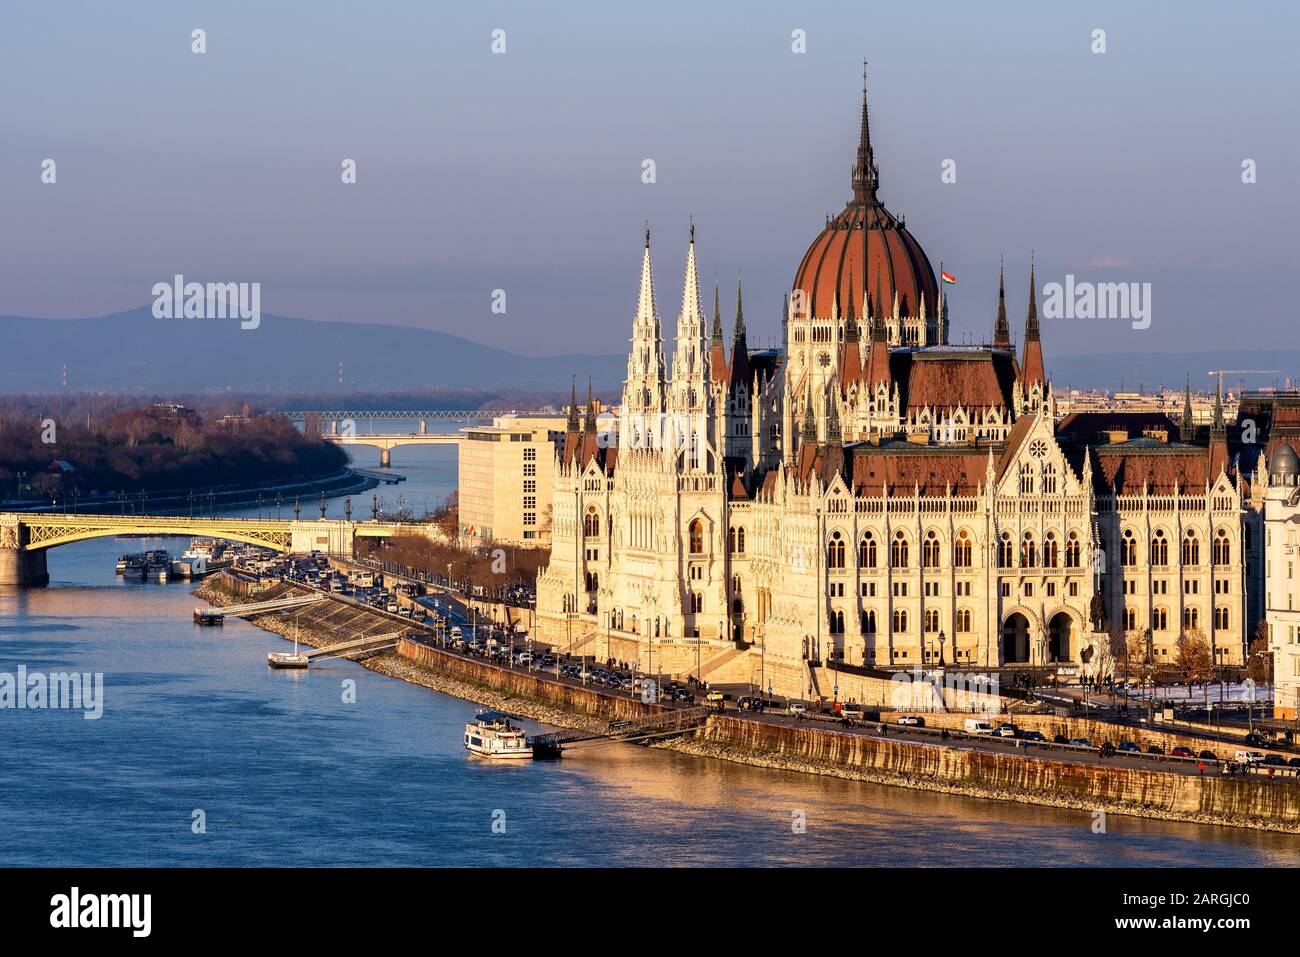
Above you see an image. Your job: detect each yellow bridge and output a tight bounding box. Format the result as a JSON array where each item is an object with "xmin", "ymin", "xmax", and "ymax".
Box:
[{"xmin": 0, "ymin": 512, "xmax": 425, "ymax": 586}]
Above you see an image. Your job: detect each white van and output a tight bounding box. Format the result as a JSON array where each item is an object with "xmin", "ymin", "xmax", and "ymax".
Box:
[
  {"xmin": 1235, "ymin": 749, "xmax": 1265, "ymax": 764},
  {"xmin": 963, "ymin": 719, "xmax": 995, "ymax": 735}
]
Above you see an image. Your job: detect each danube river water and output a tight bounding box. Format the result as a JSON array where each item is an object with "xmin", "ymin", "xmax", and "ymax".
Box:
[{"xmin": 3, "ymin": 437, "xmax": 1299, "ymax": 866}]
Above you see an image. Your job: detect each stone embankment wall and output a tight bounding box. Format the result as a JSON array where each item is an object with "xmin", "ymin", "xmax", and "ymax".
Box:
[{"xmin": 686, "ymin": 716, "xmax": 1300, "ymax": 831}]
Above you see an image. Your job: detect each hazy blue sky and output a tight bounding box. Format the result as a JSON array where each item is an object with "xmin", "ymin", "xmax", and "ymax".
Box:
[{"xmin": 2, "ymin": 0, "xmax": 1296, "ymax": 361}]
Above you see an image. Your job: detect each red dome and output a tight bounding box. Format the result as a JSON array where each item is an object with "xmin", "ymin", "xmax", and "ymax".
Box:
[{"xmin": 792, "ymin": 74, "xmax": 937, "ymax": 321}]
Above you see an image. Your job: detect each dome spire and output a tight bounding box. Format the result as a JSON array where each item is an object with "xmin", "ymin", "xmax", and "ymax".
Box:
[{"xmin": 851, "ymin": 60, "xmax": 878, "ymax": 203}]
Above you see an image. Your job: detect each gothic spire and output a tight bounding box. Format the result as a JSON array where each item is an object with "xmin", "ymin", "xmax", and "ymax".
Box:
[
  {"xmin": 993, "ymin": 261, "xmax": 1011, "ymax": 348},
  {"xmin": 801, "ymin": 384, "xmax": 817, "ymax": 442},
  {"xmin": 710, "ymin": 279, "xmax": 724, "ymax": 346},
  {"xmin": 1024, "ymin": 254, "xmax": 1039, "ymax": 339},
  {"xmin": 826, "ymin": 388, "xmax": 842, "ymax": 445},
  {"xmin": 1020, "ymin": 255, "xmax": 1045, "ymax": 388},
  {"xmin": 583, "ymin": 378, "xmax": 597, "ymax": 433},
  {"xmin": 566, "ymin": 377, "xmax": 579, "ymax": 431},
  {"xmin": 733, "ymin": 274, "xmax": 746, "ymax": 344},
  {"xmin": 1181, "ymin": 376, "xmax": 1195, "ymax": 443}
]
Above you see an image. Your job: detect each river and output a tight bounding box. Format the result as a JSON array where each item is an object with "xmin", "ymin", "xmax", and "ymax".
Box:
[{"xmin": 2, "ymin": 432, "xmax": 1297, "ymax": 866}]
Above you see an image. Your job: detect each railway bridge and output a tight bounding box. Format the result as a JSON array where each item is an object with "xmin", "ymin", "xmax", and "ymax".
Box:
[{"xmin": 0, "ymin": 512, "xmax": 424, "ymax": 586}]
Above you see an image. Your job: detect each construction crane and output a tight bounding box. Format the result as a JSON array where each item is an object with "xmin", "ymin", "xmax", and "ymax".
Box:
[{"xmin": 1206, "ymin": 369, "xmax": 1279, "ymax": 397}]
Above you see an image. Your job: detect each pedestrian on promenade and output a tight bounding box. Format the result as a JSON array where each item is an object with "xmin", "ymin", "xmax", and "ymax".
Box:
[{"xmin": 1197, "ymin": 761, "xmax": 1205, "ymax": 776}]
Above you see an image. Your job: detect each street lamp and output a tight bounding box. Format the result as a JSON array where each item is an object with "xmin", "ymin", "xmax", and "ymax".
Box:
[{"xmin": 938, "ymin": 630, "xmax": 947, "ymax": 668}]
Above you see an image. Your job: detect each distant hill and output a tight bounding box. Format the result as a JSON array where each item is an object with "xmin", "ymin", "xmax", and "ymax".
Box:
[
  {"xmin": 0, "ymin": 308, "xmax": 626, "ymax": 394},
  {"xmin": 2, "ymin": 307, "xmax": 1294, "ymax": 395}
]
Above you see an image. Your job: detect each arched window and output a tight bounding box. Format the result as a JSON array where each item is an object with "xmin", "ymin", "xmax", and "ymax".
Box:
[
  {"xmin": 1065, "ymin": 531, "xmax": 1081, "ymax": 568},
  {"xmin": 1044, "ymin": 532, "xmax": 1059, "ymax": 569},
  {"xmin": 998, "ymin": 532, "xmax": 1014, "ymax": 569},
  {"xmin": 924, "ymin": 608, "xmax": 940, "ymax": 633},
  {"xmin": 923, "ymin": 530, "xmax": 941, "ymax": 569},
  {"xmin": 1019, "ymin": 462, "xmax": 1034, "ymax": 495},
  {"xmin": 956, "ymin": 609, "xmax": 972, "ymax": 632},
  {"xmin": 954, "ymin": 529, "xmax": 972, "ymax": 568},
  {"xmin": 691, "ymin": 592, "xmax": 703, "ymax": 614},
  {"xmin": 1154, "ymin": 607, "xmax": 1167, "ymax": 631},
  {"xmin": 1042, "ymin": 464, "xmax": 1057, "ymax": 494},
  {"xmin": 1121, "ymin": 529, "xmax": 1137, "ymax": 566},
  {"xmin": 1215, "ymin": 606, "xmax": 1230, "ymax": 629},
  {"xmin": 689, "ymin": 519, "xmax": 704, "ymax": 554},
  {"xmin": 1182, "ymin": 530, "xmax": 1200, "ymax": 567},
  {"xmin": 892, "ymin": 609, "xmax": 908, "ymax": 634},
  {"xmin": 1124, "ymin": 607, "xmax": 1137, "ymax": 630},
  {"xmin": 831, "ymin": 610, "xmax": 845, "ymax": 634},
  {"xmin": 862, "ymin": 610, "xmax": 877, "ymax": 634},
  {"xmin": 860, "ymin": 533, "xmax": 877, "ymax": 568},
  {"xmin": 728, "ymin": 526, "xmax": 736, "ymax": 553},
  {"xmin": 736, "ymin": 527, "xmax": 745, "ymax": 554},
  {"xmin": 827, "ymin": 531, "xmax": 846, "ymax": 569},
  {"xmin": 1184, "ymin": 606, "xmax": 1199, "ymax": 630},
  {"xmin": 584, "ymin": 508, "xmax": 600, "ymax": 538},
  {"xmin": 1021, "ymin": 533, "xmax": 1036, "ymax": 568},
  {"xmin": 1213, "ymin": 528, "xmax": 1230, "ymax": 565},
  {"xmin": 1151, "ymin": 530, "xmax": 1168, "ymax": 567},
  {"xmin": 891, "ymin": 532, "xmax": 909, "ymax": 569}
]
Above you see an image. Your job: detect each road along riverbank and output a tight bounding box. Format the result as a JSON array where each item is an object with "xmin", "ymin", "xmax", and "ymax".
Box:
[{"xmin": 195, "ymin": 572, "xmax": 1300, "ymax": 833}]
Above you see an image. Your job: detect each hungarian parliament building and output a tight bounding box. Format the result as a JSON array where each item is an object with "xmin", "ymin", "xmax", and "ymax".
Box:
[{"xmin": 534, "ymin": 75, "xmax": 1280, "ymax": 699}]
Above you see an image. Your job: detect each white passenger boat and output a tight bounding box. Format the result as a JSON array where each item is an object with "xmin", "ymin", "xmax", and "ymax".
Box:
[
  {"xmin": 464, "ymin": 711, "xmax": 534, "ymax": 759},
  {"xmin": 267, "ymin": 618, "xmax": 310, "ymax": 669}
]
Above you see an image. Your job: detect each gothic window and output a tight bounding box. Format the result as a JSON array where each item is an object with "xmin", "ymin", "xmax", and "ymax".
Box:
[
  {"xmin": 1021, "ymin": 532, "xmax": 1036, "ymax": 568},
  {"xmin": 954, "ymin": 529, "xmax": 973, "ymax": 568},
  {"xmin": 1065, "ymin": 531, "xmax": 1081, "ymax": 568},
  {"xmin": 1044, "ymin": 532, "xmax": 1059, "ymax": 568},
  {"xmin": 1019, "ymin": 462, "xmax": 1034, "ymax": 495},
  {"xmin": 998, "ymin": 532, "xmax": 1014, "ymax": 568},
  {"xmin": 862, "ymin": 610, "xmax": 877, "ymax": 634},
  {"xmin": 728, "ymin": 526, "xmax": 736, "ymax": 553},
  {"xmin": 1215, "ymin": 606, "xmax": 1230, "ymax": 629},
  {"xmin": 1154, "ymin": 607, "xmax": 1168, "ymax": 631},
  {"xmin": 924, "ymin": 609, "xmax": 940, "ymax": 633},
  {"xmin": 1182, "ymin": 530, "xmax": 1200, "ymax": 567},
  {"xmin": 583, "ymin": 508, "xmax": 600, "ymax": 538},
  {"xmin": 1151, "ymin": 530, "xmax": 1168, "ymax": 567},
  {"xmin": 860, "ymin": 532, "xmax": 877, "ymax": 568},
  {"xmin": 956, "ymin": 609, "xmax": 972, "ymax": 633},
  {"xmin": 736, "ymin": 527, "xmax": 746, "ymax": 553},
  {"xmin": 831, "ymin": 610, "xmax": 845, "ymax": 634},
  {"xmin": 1184, "ymin": 606, "xmax": 1199, "ymax": 630},
  {"xmin": 891, "ymin": 531, "xmax": 909, "ymax": 569},
  {"xmin": 1042, "ymin": 463, "xmax": 1057, "ymax": 494},
  {"xmin": 892, "ymin": 609, "xmax": 908, "ymax": 634},
  {"xmin": 689, "ymin": 519, "xmax": 704, "ymax": 554},
  {"xmin": 827, "ymin": 531, "xmax": 846, "ymax": 569},
  {"xmin": 691, "ymin": 592, "xmax": 703, "ymax": 614},
  {"xmin": 922, "ymin": 530, "xmax": 941, "ymax": 569},
  {"xmin": 1124, "ymin": 607, "xmax": 1137, "ymax": 630},
  {"xmin": 1213, "ymin": 528, "xmax": 1230, "ymax": 565},
  {"xmin": 1121, "ymin": 529, "xmax": 1137, "ymax": 566}
]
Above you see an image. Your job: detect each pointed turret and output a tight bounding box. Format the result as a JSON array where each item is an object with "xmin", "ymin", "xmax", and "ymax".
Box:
[
  {"xmin": 1208, "ymin": 382, "xmax": 1229, "ymax": 479},
  {"xmin": 563, "ymin": 378, "xmax": 581, "ymax": 465},
  {"xmin": 1020, "ymin": 257, "xmax": 1045, "ymax": 388},
  {"xmin": 709, "ymin": 279, "xmax": 728, "ymax": 384},
  {"xmin": 670, "ymin": 221, "xmax": 709, "ymax": 415},
  {"xmin": 826, "ymin": 386, "xmax": 843, "ymax": 446},
  {"xmin": 620, "ymin": 227, "xmax": 668, "ymax": 451},
  {"xmin": 1180, "ymin": 376, "xmax": 1195, "ymax": 443},
  {"xmin": 840, "ymin": 275, "xmax": 863, "ymax": 397},
  {"xmin": 993, "ymin": 263, "xmax": 1011, "ymax": 348},
  {"xmin": 801, "ymin": 384, "xmax": 817, "ymax": 443},
  {"xmin": 729, "ymin": 275, "xmax": 750, "ymax": 391}
]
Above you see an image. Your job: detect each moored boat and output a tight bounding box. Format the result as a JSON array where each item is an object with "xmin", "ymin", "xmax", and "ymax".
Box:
[{"xmin": 464, "ymin": 711, "xmax": 534, "ymax": 759}]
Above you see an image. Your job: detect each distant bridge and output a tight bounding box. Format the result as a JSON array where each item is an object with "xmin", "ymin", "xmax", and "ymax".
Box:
[
  {"xmin": 322, "ymin": 432, "xmax": 460, "ymax": 467},
  {"xmin": 280, "ymin": 410, "xmax": 555, "ymax": 423},
  {"xmin": 0, "ymin": 512, "xmax": 430, "ymax": 587}
]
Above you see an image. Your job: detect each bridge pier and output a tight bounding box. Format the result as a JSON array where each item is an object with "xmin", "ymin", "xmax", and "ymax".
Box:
[
  {"xmin": 379, "ymin": 447, "xmax": 391, "ymax": 468},
  {"xmin": 0, "ymin": 520, "xmax": 49, "ymax": 587},
  {"xmin": 419, "ymin": 418, "xmax": 427, "ymax": 435}
]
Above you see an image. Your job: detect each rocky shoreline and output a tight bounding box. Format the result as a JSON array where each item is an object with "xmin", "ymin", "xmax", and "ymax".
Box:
[{"xmin": 196, "ymin": 576, "xmax": 1300, "ymax": 834}]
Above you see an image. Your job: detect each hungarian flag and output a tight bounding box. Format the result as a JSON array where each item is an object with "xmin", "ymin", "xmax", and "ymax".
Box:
[{"xmin": 941, "ymin": 271, "xmax": 957, "ymax": 285}]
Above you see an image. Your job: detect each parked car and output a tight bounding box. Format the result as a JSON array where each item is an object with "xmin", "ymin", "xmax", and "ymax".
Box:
[
  {"xmin": 964, "ymin": 719, "xmax": 995, "ymax": 735},
  {"xmin": 1171, "ymin": 746, "xmax": 1194, "ymax": 758},
  {"xmin": 1147, "ymin": 745, "xmax": 1164, "ymax": 755},
  {"xmin": 1053, "ymin": 734, "xmax": 1070, "ymax": 745},
  {"xmin": 1234, "ymin": 750, "xmax": 1265, "ymax": 764},
  {"xmin": 840, "ymin": 704, "xmax": 864, "ymax": 721},
  {"xmin": 1244, "ymin": 732, "xmax": 1267, "ymax": 747},
  {"xmin": 993, "ymin": 724, "xmax": 1020, "ymax": 738},
  {"xmin": 1116, "ymin": 741, "xmax": 1140, "ymax": 753},
  {"xmin": 672, "ymin": 687, "xmax": 694, "ymax": 703},
  {"xmin": 1021, "ymin": 730, "xmax": 1046, "ymax": 742},
  {"xmin": 1198, "ymin": 749, "xmax": 1218, "ymax": 761},
  {"xmin": 1068, "ymin": 737, "xmax": 1091, "ymax": 747},
  {"xmin": 1287, "ymin": 757, "xmax": 1300, "ymax": 768},
  {"xmin": 787, "ymin": 702, "xmax": 807, "ymax": 716},
  {"xmin": 897, "ymin": 715, "xmax": 924, "ymax": 727},
  {"xmin": 1263, "ymin": 753, "xmax": 1286, "ymax": 767}
]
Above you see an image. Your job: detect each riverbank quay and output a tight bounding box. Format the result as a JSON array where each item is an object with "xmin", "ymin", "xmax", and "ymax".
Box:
[{"xmin": 196, "ymin": 571, "xmax": 1300, "ymax": 832}]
